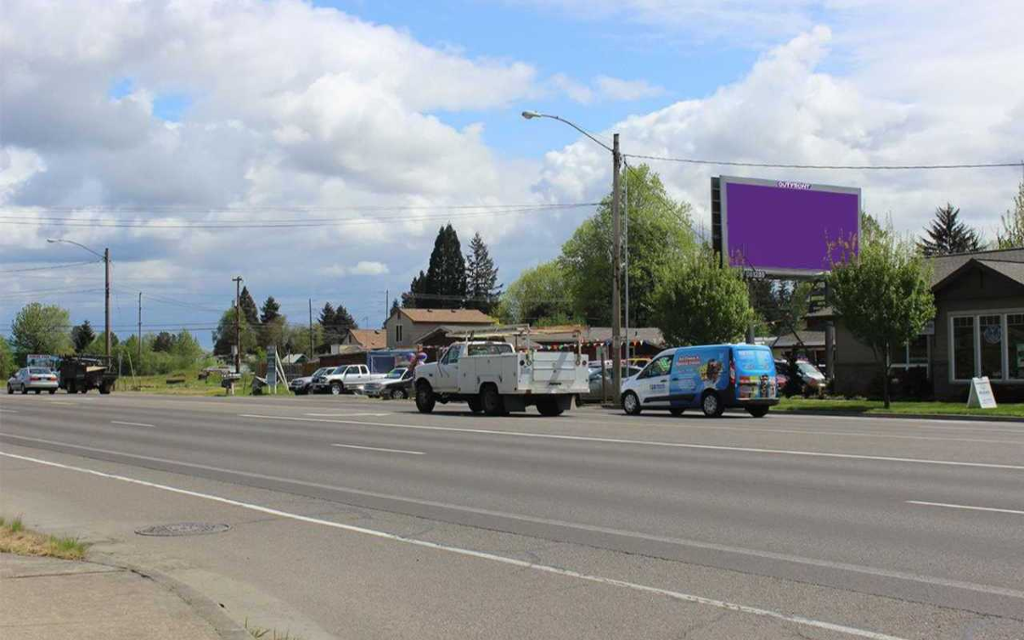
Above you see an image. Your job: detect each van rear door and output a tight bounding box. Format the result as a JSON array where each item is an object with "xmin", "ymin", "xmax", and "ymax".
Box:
[{"xmin": 732, "ymin": 347, "xmax": 777, "ymax": 401}]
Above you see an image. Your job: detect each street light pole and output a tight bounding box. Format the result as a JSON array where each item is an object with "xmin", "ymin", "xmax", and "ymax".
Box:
[
  {"xmin": 47, "ymin": 238, "xmax": 111, "ymax": 359},
  {"xmin": 521, "ymin": 111, "xmax": 624, "ymax": 402}
]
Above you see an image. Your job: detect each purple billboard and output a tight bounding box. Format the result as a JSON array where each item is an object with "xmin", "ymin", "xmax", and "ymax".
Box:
[{"xmin": 716, "ymin": 176, "xmax": 861, "ymax": 277}]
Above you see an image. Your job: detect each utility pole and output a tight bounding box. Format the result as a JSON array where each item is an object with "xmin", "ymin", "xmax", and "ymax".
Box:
[
  {"xmin": 385, "ymin": 289, "xmax": 389, "ymax": 325},
  {"xmin": 233, "ymin": 276, "xmax": 243, "ymax": 374},
  {"xmin": 308, "ymin": 298, "xmax": 314, "ymax": 358},
  {"xmin": 611, "ymin": 133, "xmax": 623, "ymax": 401},
  {"xmin": 137, "ymin": 292, "xmax": 142, "ymax": 365},
  {"xmin": 104, "ymin": 248, "xmax": 111, "ymax": 359}
]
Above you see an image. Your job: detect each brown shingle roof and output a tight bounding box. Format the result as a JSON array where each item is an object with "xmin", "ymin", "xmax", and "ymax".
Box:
[
  {"xmin": 347, "ymin": 329, "xmax": 387, "ymax": 350},
  {"xmin": 400, "ymin": 308, "xmax": 495, "ymax": 324}
]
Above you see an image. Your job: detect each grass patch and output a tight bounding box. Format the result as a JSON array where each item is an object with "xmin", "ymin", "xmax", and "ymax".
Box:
[
  {"xmin": 245, "ymin": 618, "xmax": 304, "ymax": 640},
  {"xmin": 776, "ymin": 397, "xmax": 1024, "ymax": 418},
  {"xmin": 115, "ymin": 370, "xmax": 295, "ymax": 397},
  {"xmin": 0, "ymin": 516, "xmax": 88, "ymax": 560}
]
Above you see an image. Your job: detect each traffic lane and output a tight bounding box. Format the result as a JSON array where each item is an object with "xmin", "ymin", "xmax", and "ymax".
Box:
[
  {"xmin": 3, "ymin": 408, "xmax": 1024, "ymax": 609},
  {"xmin": 5, "ymin": 394, "xmax": 1024, "ymax": 466},
  {"xmin": 3, "ymin": 442, "xmax": 1020, "ymax": 640}
]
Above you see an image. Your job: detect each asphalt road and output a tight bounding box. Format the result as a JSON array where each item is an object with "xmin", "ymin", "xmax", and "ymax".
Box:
[{"xmin": 1, "ymin": 392, "xmax": 1022, "ymax": 639}]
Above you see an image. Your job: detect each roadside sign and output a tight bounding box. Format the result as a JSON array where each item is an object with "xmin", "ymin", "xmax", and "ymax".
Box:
[
  {"xmin": 266, "ymin": 345, "xmax": 277, "ymax": 386},
  {"xmin": 967, "ymin": 377, "xmax": 997, "ymax": 409}
]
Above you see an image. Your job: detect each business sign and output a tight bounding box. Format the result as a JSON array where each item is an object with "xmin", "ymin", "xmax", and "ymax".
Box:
[
  {"xmin": 712, "ymin": 176, "xmax": 861, "ymax": 277},
  {"xmin": 266, "ymin": 345, "xmax": 277, "ymax": 386},
  {"xmin": 967, "ymin": 376, "xmax": 997, "ymax": 409}
]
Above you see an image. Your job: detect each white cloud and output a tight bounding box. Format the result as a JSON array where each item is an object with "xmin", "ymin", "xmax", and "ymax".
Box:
[
  {"xmin": 594, "ymin": 76, "xmax": 666, "ymax": 101},
  {"xmin": 327, "ymin": 261, "xmax": 390, "ymax": 277},
  {"xmin": 549, "ymin": 73, "xmax": 595, "ymax": 105}
]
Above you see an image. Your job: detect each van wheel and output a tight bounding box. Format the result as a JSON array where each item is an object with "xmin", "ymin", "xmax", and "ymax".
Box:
[
  {"xmin": 481, "ymin": 385, "xmax": 507, "ymax": 417},
  {"xmin": 622, "ymin": 391, "xmax": 642, "ymax": 416},
  {"xmin": 537, "ymin": 400, "xmax": 563, "ymax": 417},
  {"xmin": 746, "ymin": 406, "xmax": 770, "ymax": 418},
  {"xmin": 670, "ymin": 408, "xmax": 685, "ymax": 417},
  {"xmin": 467, "ymin": 397, "xmax": 484, "ymax": 414},
  {"xmin": 701, "ymin": 391, "xmax": 724, "ymax": 417},
  {"xmin": 415, "ymin": 383, "xmax": 435, "ymax": 414}
]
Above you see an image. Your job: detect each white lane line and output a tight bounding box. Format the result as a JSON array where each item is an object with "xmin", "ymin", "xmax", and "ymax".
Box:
[
  {"xmin": 2, "ymin": 431, "xmax": 1020, "ymax": 601},
  {"xmin": 110, "ymin": 420, "xmax": 156, "ymax": 428},
  {"xmin": 238, "ymin": 414, "xmax": 1024, "ymax": 472},
  {"xmin": 0, "ymin": 449, "xmax": 908, "ymax": 640},
  {"xmin": 331, "ymin": 443, "xmax": 423, "ymax": 455},
  {"xmin": 0, "ymin": 409, "xmax": 19, "ymax": 413},
  {"xmin": 306, "ymin": 413, "xmax": 391, "ymax": 418},
  {"xmin": 907, "ymin": 501, "xmax": 1024, "ymax": 516}
]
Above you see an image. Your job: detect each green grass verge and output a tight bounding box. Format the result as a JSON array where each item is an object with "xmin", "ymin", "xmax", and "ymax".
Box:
[
  {"xmin": 0, "ymin": 516, "xmax": 89, "ymax": 560},
  {"xmin": 115, "ymin": 370, "xmax": 296, "ymax": 397},
  {"xmin": 776, "ymin": 397, "xmax": 1024, "ymax": 418}
]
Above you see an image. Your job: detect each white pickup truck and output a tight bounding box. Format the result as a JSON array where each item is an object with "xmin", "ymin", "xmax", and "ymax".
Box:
[
  {"xmin": 314, "ymin": 364, "xmax": 386, "ymax": 395},
  {"xmin": 414, "ymin": 341, "xmax": 589, "ymax": 416}
]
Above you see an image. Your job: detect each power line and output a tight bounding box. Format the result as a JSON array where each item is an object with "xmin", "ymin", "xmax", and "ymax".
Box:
[
  {"xmin": 623, "ymin": 153, "xmax": 1022, "ymax": 171},
  {"xmin": 0, "ymin": 259, "xmax": 102, "ymax": 274}
]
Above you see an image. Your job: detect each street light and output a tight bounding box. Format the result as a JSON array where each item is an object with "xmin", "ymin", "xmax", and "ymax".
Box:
[
  {"xmin": 522, "ymin": 110, "xmax": 624, "ymax": 403},
  {"xmin": 47, "ymin": 238, "xmax": 111, "ymax": 359}
]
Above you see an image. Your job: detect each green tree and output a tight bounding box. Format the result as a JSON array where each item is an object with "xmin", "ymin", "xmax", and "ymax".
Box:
[
  {"xmin": 0, "ymin": 337, "xmax": 15, "ymax": 379},
  {"xmin": 239, "ymin": 286, "xmax": 260, "ymax": 326},
  {"xmin": 997, "ymin": 180, "xmax": 1024, "ymax": 249},
  {"xmin": 465, "ymin": 232, "xmax": 501, "ymax": 313},
  {"xmin": 918, "ymin": 203, "xmax": 981, "ymax": 256},
  {"xmin": 259, "ymin": 296, "xmax": 286, "ymax": 350},
  {"xmin": 496, "ymin": 261, "xmax": 577, "ymax": 325},
  {"xmin": 317, "ymin": 302, "xmax": 355, "ymax": 352},
  {"xmin": 653, "ymin": 247, "xmax": 755, "ymax": 345},
  {"xmin": 71, "ymin": 320, "xmax": 97, "ymax": 353},
  {"xmin": 212, "ymin": 307, "xmax": 257, "ymax": 356},
  {"xmin": 10, "ymin": 303, "xmax": 73, "ymax": 362},
  {"xmin": 560, "ymin": 164, "xmax": 695, "ymax": 326},
  {"xmin": 827, "ymin": 227, "xmax": 934, "ymax": 408},
  {"xmin": 405, "ymin": 224, "xmax": 467, "ymax": 309},
  {"xmin": 152, "ymin": 331, "xmax": 176, "ymax": 353}
]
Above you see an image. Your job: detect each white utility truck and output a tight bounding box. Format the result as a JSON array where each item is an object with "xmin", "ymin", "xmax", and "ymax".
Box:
[{"xmin": 414, "ymin": 330, "xmax": 589, "ymax": 417}]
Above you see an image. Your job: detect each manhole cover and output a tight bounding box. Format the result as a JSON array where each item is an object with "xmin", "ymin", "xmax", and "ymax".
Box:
[{"xmin": 135, "ymin": 523, "xmax": 231, "ymax": 537}]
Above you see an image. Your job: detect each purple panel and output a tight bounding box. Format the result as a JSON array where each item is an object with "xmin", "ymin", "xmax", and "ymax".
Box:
[{"xmin": 725, "ymin": 182, "xmax": 859, "ymax": 273}]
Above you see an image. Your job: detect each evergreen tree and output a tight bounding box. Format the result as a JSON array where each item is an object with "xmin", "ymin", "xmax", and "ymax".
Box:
[
  {"xmin": 465, "ymin": 232, "xmax": 501, "ymax": 313},
  {"xmin": 260, "ymin": 296, "xmax": 281, "ymax": 324},
  {"xmin": 423, "ymin": 224, "xmax": 467, "ymax": 309},
  {"xmin": 391, "ymin": 298, "xmax": 400, "ymax": 315},
  {"xmin": 71, "ymin": 320, "xmax": 96, "ymax": 353},
  {"xmin": 317, "ymin": 302, "xmax": 356, "ymax": 351},
  {"xmin": 918, "ymin": 203, "xmax": 981, "ymax": 256},
  {"xmin": 402, "ymin": 271, "xmax": 428, "ymax": 308},
  {"xmin": 239, "ymin": 286, "xmax": 260, "ymax": 327}
]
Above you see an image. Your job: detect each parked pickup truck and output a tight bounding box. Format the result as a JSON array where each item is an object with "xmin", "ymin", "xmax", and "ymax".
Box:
[
  {"xmin": 59, "ymin": 355, "xmax": 117, "ymax": 394},
  {"xmin": 314, "ymin": 364, "xmax": 386, "ymax": 395},
  {"xmin": 414, "ymin": 341, "xmax": 589, "ymax": 417}
]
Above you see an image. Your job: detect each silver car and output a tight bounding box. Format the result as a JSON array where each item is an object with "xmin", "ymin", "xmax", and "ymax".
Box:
[
  {"xmin": 7, "ymin": 367, "xmax": 60, "ymax": 395},
  {"xmin": 581, "ymin": 366, "xmax": 642, "ymax": 403}
]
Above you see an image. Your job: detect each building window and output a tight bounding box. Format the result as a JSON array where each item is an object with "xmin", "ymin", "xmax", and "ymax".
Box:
[
  {"xmin": 396, "ymin": 325, "xmax": 403, "ymax": 343},
  {"xmin": 979, "ymin": 315, "xmax": 1003, "ymax": 380},
  {"xmin": 1009, "ymin": 314, "xmax": 1024, "ymax": 381},
  {"xmin": 952, "ymin": 316, "xmax": 975, "ymax": 381},
  {"xmin": 891, "ymin": 335, "xmax": 930, "ymax": 375},
  {"xmin": 950, "ymin": 311, "xmax": 1024, "ymax": 383}
]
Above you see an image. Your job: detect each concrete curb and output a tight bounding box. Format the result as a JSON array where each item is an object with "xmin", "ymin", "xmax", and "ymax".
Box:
[{"xmin": 88, "ymin": 553, "xmax": 251, "ymax": 640}]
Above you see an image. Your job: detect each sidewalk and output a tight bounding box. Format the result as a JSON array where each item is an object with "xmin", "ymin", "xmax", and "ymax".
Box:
[{"xmin": 0, "ymin": 553, "xmax": 227, "ymax": 640}]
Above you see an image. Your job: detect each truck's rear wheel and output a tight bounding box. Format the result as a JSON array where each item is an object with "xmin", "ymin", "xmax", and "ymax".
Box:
[
  {"xmin": 481, "ymin": 385, "xmax": 507, "ymax": 417},
  {"xmin": 537, "ymin": 399, "xmax": 563, "ymax": 417},
  {"xmin": 467, "ymin": 397, "xmax": 484, "ymax": 413},
  {"xmin": 66, "ymin": 380, "xmax": 76, "ymax": 394},
  {"xmin": 99, "ymin": 383, "xmax": 112, "ymax": 395},
  {"xmin": 415, "ymin": 383, "xmax": 436, "ymax": 414}
]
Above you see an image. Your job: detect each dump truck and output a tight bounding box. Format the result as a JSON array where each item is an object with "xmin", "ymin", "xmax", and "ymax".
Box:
[{"xmin": 59, "ymin": 356, "xmax": 118, "ymax": 394}]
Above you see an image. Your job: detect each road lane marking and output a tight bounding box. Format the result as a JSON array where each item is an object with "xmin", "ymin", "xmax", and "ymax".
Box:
[
  {"xmin": 306, "ymin": 413, "xmax": 391, "ymax": 417},
  {"xmin": 111, "ymin": 421, "xmax": 155, "ymax": 428},
  {"xmin": 907, "ymin": 501, "xmax": 1024, "ymax": 516},
  {"xmin": 331, "ymin": 443, "xmax": 423, "ymax": 455},
  {"xmin": 2, "ymin": 431, "xmax": 1021, "ymax": 602},
  {"xmin": 0, "ymin": 409, "xmax": 19, "ymax": 413},
  {"xmin": 0, "ymin": 449, "xmax": 910, "ymax": 640},
  {"xmin": 238, "ymin": 414, "xmax": 1024, "ymax": 471}
]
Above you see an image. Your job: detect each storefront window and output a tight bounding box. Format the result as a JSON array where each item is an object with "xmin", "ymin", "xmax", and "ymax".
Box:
[
  {"xmin": 891, "ymin": 343, "xmax": 907, "ymax": 365},
  {"xmin": 1009, "ymin": 314, "xmax": 1024, "ymax": 381},
  {"xmin": 908, "ymin": 335, "xmax": 929, "ymax": 364},
  {"xmin": 979, "ymin": 315, "xmax": 1003, "ymax": 379},
  {"xmin": 953, "ymin": 316, "xmax": 975, "ymax": 380}
]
